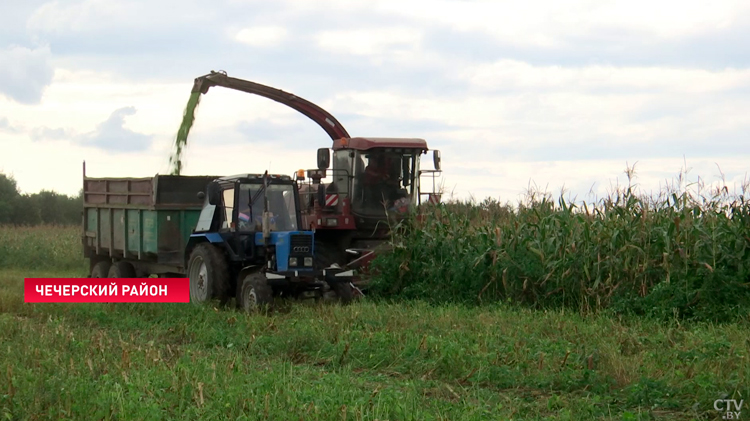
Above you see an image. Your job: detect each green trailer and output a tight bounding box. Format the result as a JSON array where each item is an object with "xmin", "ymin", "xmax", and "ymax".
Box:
[{"xmin": 82, "ymin": 170, "xmax": 221, "ymax": 278}]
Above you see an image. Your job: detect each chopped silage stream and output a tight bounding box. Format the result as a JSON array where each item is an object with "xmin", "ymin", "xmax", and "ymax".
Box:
[{"xmin": 168, "ymin": 90, "xmax": 202, "ymax": 175}]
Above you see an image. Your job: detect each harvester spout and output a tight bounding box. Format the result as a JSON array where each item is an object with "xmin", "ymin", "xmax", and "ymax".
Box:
[{"xmin": 188, "ymin": 70, "xmax": 351, "ymax": 142}]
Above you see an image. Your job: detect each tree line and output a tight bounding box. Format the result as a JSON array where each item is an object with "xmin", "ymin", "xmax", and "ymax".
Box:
[{"xmin": 0, "ymin": 173, "xmax": 82, "ymax": 226}]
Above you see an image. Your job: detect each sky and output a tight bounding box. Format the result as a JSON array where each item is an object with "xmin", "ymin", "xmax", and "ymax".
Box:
[{"xmin": 1, "ymin": 0, "xmax": 749, "ymax": 205}]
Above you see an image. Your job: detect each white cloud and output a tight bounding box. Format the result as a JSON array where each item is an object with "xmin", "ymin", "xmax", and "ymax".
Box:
[
  {"xmin": 26, "ymin": 0, "xmax": 211, "ymax": 34},
  {"xmin": 0, "ymin": 45, "xmax": 54, "ymax": 104},
  {"xmin": 315, "ymin": 28, "xmax": 423, "ymax": 57},
  {"xmin": 77, "ymin": 106, "xmax": 153, "ymax": 152},
  {"xmin": 0, "ymin": 131, "xmax": 160, "ymax": 196},
  {"xmin": 462, "ymin": 60, "xmax": 750, "ymax": 94},
  {"xmin": 234, "ymin": 26, "xmax": 288, "ymax": 47},
  {"xmin": 165, "ymin": 141, "xmax": 315, "ymax": 178},
  {"xmin": 367, "ymin": 0, "xmax": 749, "ymax": 44},
  {"xmin": 440, "ymin": 157, "xmax": 750, "ymax": 206},
  {"xmin": 27, "ymin": 0, "xmax": 133, "ymax": 33},
  {"xmin": 325, "ymin": 57, "xmax": 750, "ymax": 150},
  {"xmin": 0, "ymin": 68, "xmax": 187, "ymax": 136}
]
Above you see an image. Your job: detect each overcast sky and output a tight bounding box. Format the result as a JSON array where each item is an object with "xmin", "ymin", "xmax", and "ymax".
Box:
[{"xmin": 1, "ymin": 0, "xmax": 749, "ymax": 204}]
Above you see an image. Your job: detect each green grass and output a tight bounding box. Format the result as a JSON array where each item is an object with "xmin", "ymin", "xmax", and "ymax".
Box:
[{"xmin": 2, "ymin": 267, "xmax": 749, "ymax": 420}]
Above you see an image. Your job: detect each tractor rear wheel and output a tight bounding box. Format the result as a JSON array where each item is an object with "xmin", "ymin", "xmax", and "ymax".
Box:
[
  {"xmin": 237, "ymin": 272, "xmax": 273, "ymax": 313},
  {"xmin": 90, "ymin": 260, "xmax": 111, "ymax": 278},
  {"xmin": 108, "ymin": 261, "xmax": 136, "ymax": 278},
  {"xmin": 187, "ymin": 243, "xmax": 230, "ymax": 305}
]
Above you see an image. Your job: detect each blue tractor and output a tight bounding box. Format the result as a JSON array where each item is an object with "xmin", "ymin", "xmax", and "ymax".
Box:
[{"xmin": 184, "ymin": 171, "xmax": 356, "ymax": 311}]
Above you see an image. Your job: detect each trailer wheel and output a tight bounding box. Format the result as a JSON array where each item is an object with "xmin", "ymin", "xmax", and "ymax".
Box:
[
  {"xmin": 90, "ymin": 261, "xmax": 111, "ymax": 278},
  {"xmin": 108, "ymin": 261, "xmax": 136, "ymax": 278},
  {"xmin": 187, "ymin": 243, "xmax": 230, "ymax": 304},
  {"xmin": 237, "ymin": 272, "xmax": 273, "ymax": 313}
]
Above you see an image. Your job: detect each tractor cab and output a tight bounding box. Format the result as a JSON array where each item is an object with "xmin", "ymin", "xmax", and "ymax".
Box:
[
  {"xmin": 183, "ymin": 171, "xmax": 356, "ymax": 310},
  {"xmin": 191, "ymin": 172, "xmax": 314, "ymax": 274},
  {"xmin": 185, "ymin": 171, "xmax": 356, "ymax": 310}
]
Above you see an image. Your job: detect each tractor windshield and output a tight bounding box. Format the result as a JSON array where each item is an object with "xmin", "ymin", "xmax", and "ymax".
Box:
[
  {"xmin": 351, "ymin": 149, "xmax": 419, "ymax": 216},
  {"xmin": 237, "ymin": 183, "xmax": 298, "ymax": 232}
]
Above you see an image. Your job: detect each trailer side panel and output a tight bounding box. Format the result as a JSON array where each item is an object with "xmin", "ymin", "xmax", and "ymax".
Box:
[{"xmin": 82, "ymin": 174, "xmax": 220, "ymax": 273}]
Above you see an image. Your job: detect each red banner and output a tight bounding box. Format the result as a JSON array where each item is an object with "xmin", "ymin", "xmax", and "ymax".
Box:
[{"xmin": 24, "ymin": 278, "xmax": 190, "ymax": 303}]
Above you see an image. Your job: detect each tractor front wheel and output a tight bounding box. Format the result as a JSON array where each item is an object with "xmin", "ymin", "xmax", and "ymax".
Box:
[
  {"xmin": 187, "ymin": 243, "xmax": 230, "ymax": 305},
  {"xmin": 237, "ymin": 272, "xmax": 273, "ymax": 313}
]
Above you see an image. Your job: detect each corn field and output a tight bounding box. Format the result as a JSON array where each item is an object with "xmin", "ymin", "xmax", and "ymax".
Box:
[
  {"xmin": 370, "ymin": 169, "xmax": 750, "ymax": 323},
  {"xmin": 0, "ymin": 225, "xmax": 85, "ymax": 272}
]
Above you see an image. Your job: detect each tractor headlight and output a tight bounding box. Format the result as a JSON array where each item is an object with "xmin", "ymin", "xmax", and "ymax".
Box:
[
  {"xmin": 304, "ymin": 257, "xmax": 313, "ymax": 267},
  {"xmin": 289, "ymin": 257, "xmax": 298, "ymax": 267}
]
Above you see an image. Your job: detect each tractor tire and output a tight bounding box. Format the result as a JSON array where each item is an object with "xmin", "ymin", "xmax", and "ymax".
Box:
[
  {"xmin": 331, "ymin": 281, "xmax": 355, "ymax": 305},
  {"xmin": 314, "ymin": 239, "xmax": 344, "ymax": 270},
  {"xmin": 90, "ymin": 260, "xmax": 111, "ymax": 278},
  {"xmin": 108, "ymin": 261, "xmax": 136, "ymax": 278},
  {"xmin": 237, "ymin": 272, "xmax": 273, "ymax": 313},
  {"xmin": 187, "ymin": 243, "xmax": 230, "ymax": 305}
]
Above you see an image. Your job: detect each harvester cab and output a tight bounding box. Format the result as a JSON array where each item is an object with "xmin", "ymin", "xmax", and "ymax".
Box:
[
  {"xmin": 185, "ymin": 172, "xmax": 356, "ymax": 311},
  {"xmin": 307, "ymin": 137, "xmax": 444, "ymax": 229},
  {"xmin": 296, "ymin": 138, "xmax": 443, "ymax": 274}
]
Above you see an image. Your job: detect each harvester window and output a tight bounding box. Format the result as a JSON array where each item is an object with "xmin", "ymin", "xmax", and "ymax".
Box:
[
  {"xmin": 351, "ymin": 150, "xmax": 420, "ymax": 215},
  {"xmin": 332, "ymin": 150, "xmax": 352, "ymax": 196}
]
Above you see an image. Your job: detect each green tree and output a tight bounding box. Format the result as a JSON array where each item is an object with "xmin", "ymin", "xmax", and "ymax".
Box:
[
  {"xmin": 0, "ymin": 171, "xmax": 81, "ymax": 226},
  {"xmin": 12, "ymin": 195, "xmax": 42, "ymax": 225},
  {"xmin": 0, "ymin": 173, "xmax": 21, "ymax": 224}
]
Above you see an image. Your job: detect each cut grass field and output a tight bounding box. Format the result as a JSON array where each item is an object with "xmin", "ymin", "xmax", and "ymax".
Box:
[{"xmin": 2, "ymin": 268, "xmax": 749, "ymax": 420}]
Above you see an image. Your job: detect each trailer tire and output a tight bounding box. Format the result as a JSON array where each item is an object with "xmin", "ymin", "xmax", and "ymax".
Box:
[
  {"xmin": 238, "ymin": 272, "xmax": 273, "ymax": 313},
  {"xmin": 187, "ymin": 243, "xmax": 230, "ymax": 305},
  {"xmin": 108, "ymin": 261, "xmax": 136, "ymax": 278},
  {"xmin": 90, "ymin": 261, "xmax": 111, "ymax": 278}
]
